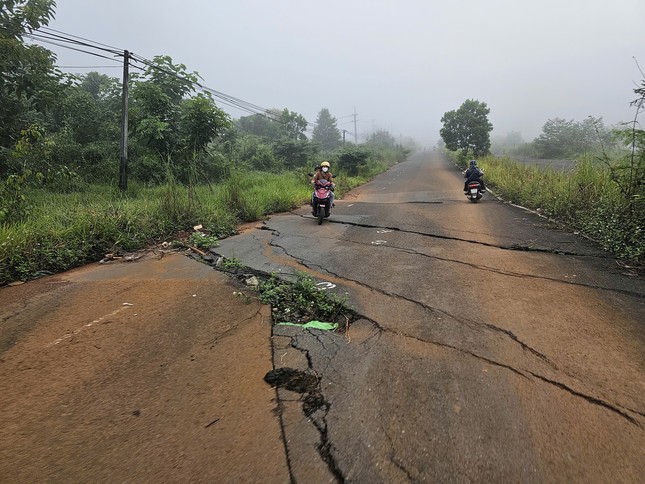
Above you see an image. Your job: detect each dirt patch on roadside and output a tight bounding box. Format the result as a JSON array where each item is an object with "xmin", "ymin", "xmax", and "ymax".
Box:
[{"xmin": 0, "ymin": 253, "xmax": 289, "ymax": 483}]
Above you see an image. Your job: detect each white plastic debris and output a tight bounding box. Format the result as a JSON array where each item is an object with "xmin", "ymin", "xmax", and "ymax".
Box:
[{"xmin": 245, "ymin": 276, "xmax": 259, "ymax": 287}]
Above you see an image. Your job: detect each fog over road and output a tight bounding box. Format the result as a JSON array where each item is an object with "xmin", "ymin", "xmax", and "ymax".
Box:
[{"xmin": 216, "ymin": 151, "xmax": 645, "ymax": 482}]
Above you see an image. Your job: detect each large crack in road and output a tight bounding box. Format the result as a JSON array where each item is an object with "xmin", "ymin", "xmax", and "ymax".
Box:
[
  {"xmin": 266, "ymin": 327, "xmax": 347, "ymax": 483},
  {"xmin": 277, "ymin": 218, "xmax": 644, "ymax": 299},
  {"xmin": 214, "ymin": 152, "xmax": 644, "ymax": 481},
  {"xmin": 245, "ymin": 220, "xmax": 645, "ymax": 422},
  {"xmin": 245, "ymin": 225, "xmax": 644, "ymax": 477}
]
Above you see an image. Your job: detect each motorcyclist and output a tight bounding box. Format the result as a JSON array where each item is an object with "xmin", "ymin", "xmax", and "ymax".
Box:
[
  {"xmin": 311, "ymin": 161, "xmax": 335, "ymax": 207},
  {"xmin": 463, "ymin": 159, "xmax": 486, "ymax": 193}
]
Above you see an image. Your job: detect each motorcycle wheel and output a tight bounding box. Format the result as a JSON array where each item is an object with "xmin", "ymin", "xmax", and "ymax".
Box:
[{"xmin": 317, "ymin": 206, "xmax": 324, "ymax": 224}]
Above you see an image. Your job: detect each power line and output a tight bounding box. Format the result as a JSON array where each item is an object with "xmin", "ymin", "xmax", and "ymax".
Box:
[
  {"xmin": 26, "ymin": 30, "xmax": 122, "ymax": 55},
  {"xmin": 58, "ymin": 65, "xmax": 121, "ymax": 69},
  {"xmin": 25, "ymin": 33, "xmax": 123, "ymax": 63},
  {"xmin": 39, "ymin": 26, "xmax": 123, "ymax": 52},
  {"xmin": 128, "ymin": 53, "xmax": 289, "ymax": 122},
  {"xmin": 28, "ymin": 25, "xmax": 319, "ymax": 129},
  {"xmin": 127, "ymin": 59, "xmax": 283, "ymax": 122}
]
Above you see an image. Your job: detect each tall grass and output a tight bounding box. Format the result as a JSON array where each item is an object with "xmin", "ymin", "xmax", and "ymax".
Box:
[
  {"xmin": 0, "ymin": 172, "xmax": 312, "ymax": 284},
  {"xmin": 220, "ymin": 170, "xmax": 311, "ymax": 222},
  {"xmin": 1, "ymin": 151, "xmax": 404, "ymax": 284},
  {"xmin": 476, "ymin": 155, "xmax": 643, "ymax": 259}
]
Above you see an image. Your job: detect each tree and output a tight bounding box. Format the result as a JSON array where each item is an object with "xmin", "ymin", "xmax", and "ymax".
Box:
[
  {"xmin": 180, "ymin": 93, "xmax": 230, "ymax": 154},
  {"xmin": 0, "ymin": 0, "xmax": 63, "ymax": 174},
  {"xmin": 336, "ymin": 146, "xmax": 369, "ymax": 175},
  {"xmin": 0, "ymin": 0, "xmax": 56, "ymax": 40},
  {"xmin": 272, "ymin": 139, "xmax": 312, "ymax": 170},
  {"xmin": 312, "ymin": 108, "xmax": 341, "ymax": 151},
  {"xmin": 275, "ymin": 108, "xmax": 308, "ymax": 142},
  {"xmin": 238, "ymin": 113, "xmax": 281, "ymax": 140},
  {"xmin": 238, "ymin": 108, "xmax": 307, "ymax": 142},
  {"xmin": 79, "ymin": 71, "xmax": 115, "ymax": 100},
  {"xmin": 440, "ymin": 99, "xmax": 493, "ymax": 157},
  {"xmin": 128, "ymin": 57, "xmax": 229, "ymax": 181},
  {"xmin": 367, "ymin": 129, "xmax": 396, "ymax": 147},
  {"xmin": 533, "ymin": 116, "xmax": 610, "ymax": 158}
]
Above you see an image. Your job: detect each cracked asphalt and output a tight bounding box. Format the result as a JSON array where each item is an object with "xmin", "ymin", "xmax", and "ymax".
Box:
[
  {"xmin": 1, "ymin": 151, "xmax": 643, "ymax": 483},
  {"xmin": 216, "ymin": 151, "xmax": 645, "ymax": 482}
]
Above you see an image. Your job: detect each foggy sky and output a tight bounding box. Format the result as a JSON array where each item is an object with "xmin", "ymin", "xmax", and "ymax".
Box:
[{"xmin": 46, "ymin": 0, "xmax": 645, "ymax": 147}]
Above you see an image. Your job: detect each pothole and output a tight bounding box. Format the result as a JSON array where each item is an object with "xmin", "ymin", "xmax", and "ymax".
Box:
[{"xmin": 264, "ymin": 367, "xmax": 318, "ymax": 393}]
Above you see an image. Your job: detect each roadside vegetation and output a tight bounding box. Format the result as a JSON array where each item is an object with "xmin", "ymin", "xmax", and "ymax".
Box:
[
  {"xmin": 442, "ymin": 81, "xmax": 645, "ymax": 261},
  {"xmin": 1, "ymin": 1, "xmax": 410, "ymax": 285},
  {"xmin": 0, "ymin": 149, "xmax": 407, "ymax": 285},
  {"xmin": 472, "ymin": 154, "xmax": 643, "ymax": 259},
  {"xmin": 259, "ymin": 272, "xmax": 351, "ymax": 325}
]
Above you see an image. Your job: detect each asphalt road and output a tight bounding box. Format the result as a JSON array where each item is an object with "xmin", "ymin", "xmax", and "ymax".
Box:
[
  {"xmin": 1, "ymin": 151, "xmax": 643, "ymax": 483},
  {"xmin": 0, "ymin": 254, "xmax": 289, "ymax": 483},
  {"xmin": 215, "ymin": 151, "xmax": 645, "ymax": 482}
]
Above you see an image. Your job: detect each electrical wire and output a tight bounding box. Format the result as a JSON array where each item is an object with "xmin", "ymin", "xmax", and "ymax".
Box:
[
  {"xmin": 24, "ymin": 26, "xmax": 344, "ymax": 131},
  {"xmin": 16, "ymin": 24, "xmax": 292, "ymax": 121},
  {"xmin": 26, "ymin": 30, "xmax": 122, "ymax": 55},
  {"xmin": 129, "ymin": 53, "xmax": 270, "ymax": 115},
  {"xmin": 39, "ymin": 26, "xmax": 123, "ymax": 52},
  {"xmin": 58, "ymin": 65, "xmax": 121, "ymax": 69},
  {"xmin": 25, "ymin": 33, "xmax": 123, "ymax": 62}
]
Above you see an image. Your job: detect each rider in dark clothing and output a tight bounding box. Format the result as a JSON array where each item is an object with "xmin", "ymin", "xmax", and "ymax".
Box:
[{"xmin": 463, "ymin": 160, "xmax": 486, "ymax": 193}]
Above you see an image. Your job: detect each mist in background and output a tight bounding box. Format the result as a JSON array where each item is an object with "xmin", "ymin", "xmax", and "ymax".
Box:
[{"xmin": 47, "ymin": 0, "xmax": 645, "ymax": 147}]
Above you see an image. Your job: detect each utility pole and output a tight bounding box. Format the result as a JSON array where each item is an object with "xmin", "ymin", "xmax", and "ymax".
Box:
[
  {"xmin": 342, "ymin": 129, "xmax": 346, "ymax": 145},
  {"xmin": 118, "ymin": 50, "xmax": 130, "ymax": 191},
  {"xmin": 353, "ymin": 106, "xmax": 358, "ymax": 143}
]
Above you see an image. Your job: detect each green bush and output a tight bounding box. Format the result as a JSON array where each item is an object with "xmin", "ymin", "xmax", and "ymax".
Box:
[{"xmin": 336, "ymin": 147, "xmax": 369, "ymax": 175}]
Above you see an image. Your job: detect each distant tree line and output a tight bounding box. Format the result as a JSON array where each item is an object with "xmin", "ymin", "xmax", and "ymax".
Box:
[
  {"xmin": 438, "ymin": 98, "xmax": 629, "ymax": 162},
  {"xmin": 1, "ymin": 0, "xmax": 408, "ymax": 196},
  {"xmin": 491, "ymin": 117, "xmax": 615, "ymax": 159}
]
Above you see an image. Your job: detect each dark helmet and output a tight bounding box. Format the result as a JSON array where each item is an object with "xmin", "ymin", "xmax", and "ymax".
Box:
[{"xmin": 470, "ymin": 159, "xmax": 477, "ymax": 166}]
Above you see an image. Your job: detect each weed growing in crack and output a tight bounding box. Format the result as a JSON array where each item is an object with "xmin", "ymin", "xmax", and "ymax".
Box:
[
  {"xmin": 258, "ymin": 271, "xmax": 350, "ymax": 324},
  {"xmin": 188, "ymin": 232, "xmax": 219, "ymax": 249},
  {"xmin": 221, "ymin": 257, "xmax": 243, "ymax": 270}
]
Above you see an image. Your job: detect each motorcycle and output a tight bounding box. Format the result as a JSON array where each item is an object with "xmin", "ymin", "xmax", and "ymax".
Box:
[
  {"xmin": 465, "ymin": 180, "xmax": 483, "ymax": 202},
  {"xmin": 310, "ymin": 178, "xmax": 334, "ymax": 224},
  {"xmin": 462, "ymin": 169, "xmax": 485, "ymax": 203}
]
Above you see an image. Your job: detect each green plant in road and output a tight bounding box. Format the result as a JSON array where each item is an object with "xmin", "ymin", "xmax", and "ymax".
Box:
[
  {"xmin": 220, "ymin": 257, "xmax": 243, "ymax": 270},
  {"xmin": 188, "ymin": 232, "xmax": 219, "ymax": 249},
  {"xmin": 259, "ymin": 272, "xmax": 350, "ymax": 325}
]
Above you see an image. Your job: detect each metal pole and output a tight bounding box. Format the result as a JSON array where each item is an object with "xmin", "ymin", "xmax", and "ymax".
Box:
[
  {"xmin": 119, "ymin": 50, "xmax": 130, "ymax": 190},
  {"xmin": 353, "ymin": 106, "xmax": 358, "ymax": 143}
]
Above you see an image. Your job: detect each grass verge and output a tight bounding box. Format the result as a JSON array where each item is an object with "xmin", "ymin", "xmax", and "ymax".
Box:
[
  {"xmin": 1, "ymin": 158, "xmax": 401, "ymax": 285},
  {"xmin": 0, "ymin": 171, "xmax": 309, "ymax": 284},
  {"xmin": 461, "ymin": 154, "xmax": 644, "ymax": 260}
]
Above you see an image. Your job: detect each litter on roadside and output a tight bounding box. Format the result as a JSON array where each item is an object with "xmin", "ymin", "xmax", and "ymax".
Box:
[{"xmin": 277, "ymin": 320, "xmax": 338, "ymax": 331}]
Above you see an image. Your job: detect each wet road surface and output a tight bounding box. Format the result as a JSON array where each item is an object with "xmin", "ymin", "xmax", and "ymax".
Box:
[
  {"xmin": 1, "ymin": 151, "xmax": 643, "ymax": 483},
  {"xmin": 215, "ymin": 151, "xmax": 644, "ymax": 482}
]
